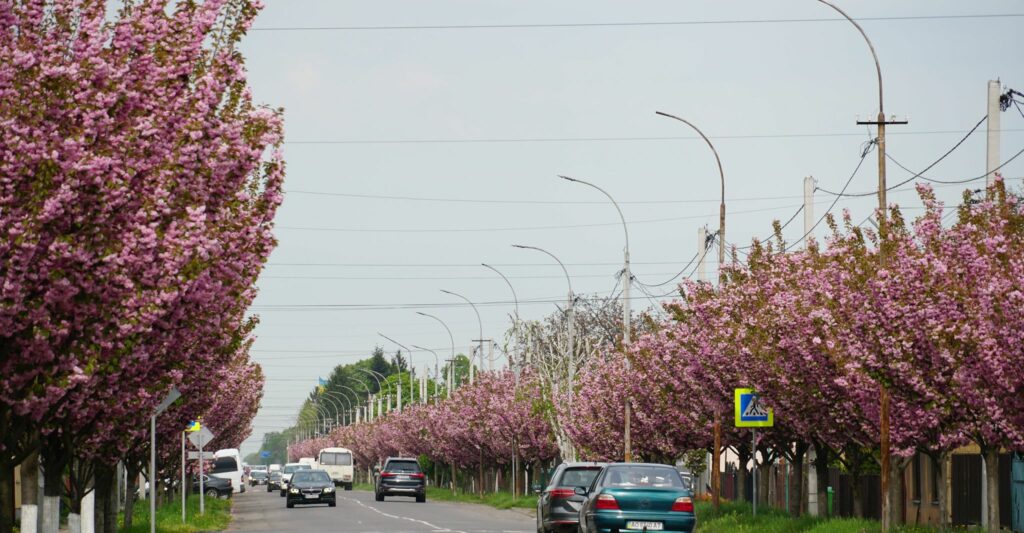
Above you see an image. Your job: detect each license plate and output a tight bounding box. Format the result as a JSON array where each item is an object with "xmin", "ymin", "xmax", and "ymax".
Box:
[
  {"xmin": 626, "ymin": 521, "xmax": 663, "ymax": 531},
  {"xmin": 396, "ymin": 475, "xmax": 409, "ymax": 480},
  {"xmin": 303, "ymin": 493, "xmax": 318, "ymax": 499}
]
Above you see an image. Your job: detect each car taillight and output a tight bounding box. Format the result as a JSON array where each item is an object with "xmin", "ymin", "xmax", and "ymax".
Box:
[
  {"xmin": 595, "ymin": 493, "xmax": 619, "ymax": 510},
  {"xmin": 549, "ymin": 488, "xmax": 575, "ymax": 499},
  {"xmin": 410, "ymin": 473, "xmax": 425, "ymax": 479},
  {"xmin": 381, "ymin": 472, "xmax": 395, "ymax": 478},
  {"xmin": 671, "ymin": 496, "xmax": 694, "ymax": 513}
]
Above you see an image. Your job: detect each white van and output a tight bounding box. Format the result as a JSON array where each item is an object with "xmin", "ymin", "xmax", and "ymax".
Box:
[
  {"xmin": 210, "ymin": 449, "xmax": 246, "ymax": 493},
  {"xmin": 318, "ymin": 447, "xmax": 355, "ymax": 490},
  {"xmin": 298, "ymin": 457, "xmax": 317, "ymax": 469}
]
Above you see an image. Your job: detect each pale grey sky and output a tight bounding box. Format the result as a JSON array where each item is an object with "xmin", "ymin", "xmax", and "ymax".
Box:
[{"xmin": 237, "ymin": 0, "xmax": 1024, "ymax": 455}]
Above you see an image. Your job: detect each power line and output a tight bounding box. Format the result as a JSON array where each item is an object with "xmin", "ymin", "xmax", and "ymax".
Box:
[
  {"xmin": 282, "ymin": 128, "xmax": 1024, "ymax": 146},
  {"xmin": 261, "ymin": 271, "xmax": 666, "ymax": 282},
  {"xmin": 284, "ymin": 189, "xmax": 808, "ymax": 205},
  {"xmin": 275, "ymin": 202, "xmax": 806, "ymax": 233},
  {"xmin": 265, "ymin": 260, "xmax": 697, "ymax": 268},
  {"xmin": 251, "ymin": 13, "xmax": 1024, "ymax": 32}
]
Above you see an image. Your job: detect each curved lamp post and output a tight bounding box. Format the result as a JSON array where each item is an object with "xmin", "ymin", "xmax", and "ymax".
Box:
[
  {"xmin": 557, "ymin": 174, "xmax": 634, "ymax": 462},
  {"xmin": 815, "ymin": 2, "xmax": 902, "ymax": 529},
  {"xmin": 379, "ymin": 332, "xmax": 416, "ymax": 407},
  {"xmin": 357, "ymin": 368, "xmax": 387, "ymax": 416},
  {"xmin": 412, "ymin": 344, "xmax": 441, "ymax": 401},
  {"xmin": 654, "ymin": 111, "xmax": 726, "ymax": 509},
  {"xmin": 482, "ymin": 262, "xmax": 519, "ymax": 372},
  {"xmin": 416, "ymin": 311, "xmax": 457, "ymax": 396},
  {"xmin": 440, "ymin": 289, "xmax": 484, "ymax": 382}
]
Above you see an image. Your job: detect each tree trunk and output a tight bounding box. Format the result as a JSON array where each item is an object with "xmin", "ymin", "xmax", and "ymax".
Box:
[
  {"xmin": 814, "ymin": 443, "xmax": 829, "ymax": 518},
  {"xmin": 735, "ymin": 446, "xmax": 749, "ymax": 503},
  {"xmin": 936, "ymin": 452, "xmax": 951, "ymax": 532},
  {"xmin": 0, "ymin": 458, "xmax": 15, "ymax": 533},
  {"xmin": 891, "ymin": 456, "xmax": 910, "ymax": 526},
  {"xmin": 19, "ymin": 450, "xmax": 39, "ymax": 533},
  {"xmin": 758, "ymin": 456, "xmax": 770, "ymax": 509},
  {"xmin": 40, "ymin": 444, "xmax": 66, "ymax": 533},
  {"xmin": 984, "ymin": 448, "xmax": 1000, "ymax": 533},
  {"xmin": 93, "ymin": 463, "xmax": 115, "ymax": 533},
  {"xmin": 789, "ymin": 444, "xmax": 807, "ymax": 517},
  {"xmin": 123, "ymin": 464, "xmax": 139, "ymax": 529}
]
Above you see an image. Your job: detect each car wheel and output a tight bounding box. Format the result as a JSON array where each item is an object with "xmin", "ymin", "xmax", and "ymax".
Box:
[
  {"xmin": 375, "ymin": 492, "xmax": 384, "ymax": 502},
  {"xmin": 416, "ymin": 494, "xmax": 426, "ymax": 503},
  {"xmin": 279, "ymin": 490, "xmax": 285, "ymax": 497},
  {"xmin": 345, "ymin": 483, "xmax": 352, "ymax": 491},
  {"xmin": 266, "ymin": 486, "xmax": 271, "ymax": 492},
  {"xmin": 205, "ymin": 488, "xmax": 218, "ymax": 498},
  {"xmin": 286, "ymin": 501, "xmax": 294, "ymax": 509},
  {"xmin": 328, "ymin": 501, "xmax": 336, "ymax": 508}
]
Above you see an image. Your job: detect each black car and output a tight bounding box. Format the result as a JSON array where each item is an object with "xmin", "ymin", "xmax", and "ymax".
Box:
[
  {"xmin": 192, "ymin": 475, "xmax": 233, "ymax": 499},
  {"xmin": 250, "ymin": 470, "xmax": 268, "ymax": 486},
  {"xmin": 536, "ymin": 462, "xmax": 605, "ymax": 533},
  {"xmin": 267, "ymin": 471, "xmax": 283, "ymax": 492},
  {"xmin": 286, "ymin": 469, "xmax": 336, "ymax": 508},
  {"xmin": 374, "ymin": 457, "xmax": 426, "ymax": 503}
]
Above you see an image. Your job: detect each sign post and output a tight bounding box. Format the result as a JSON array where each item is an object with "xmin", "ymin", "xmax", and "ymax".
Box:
[
  {"xmin": 735, "ymin": 388, "xmax": 773, "ymax": 517},
  {"xmin": 188, "ymin": 425, "xmax": 215, "ymax": 515},
  {"xmin": 151, "ymin": 388, "xmax": 181, "ymax": 533}
]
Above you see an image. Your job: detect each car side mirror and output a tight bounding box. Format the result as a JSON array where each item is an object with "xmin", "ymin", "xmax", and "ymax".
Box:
[
  {"xmin": 531, "ymin": 483, "xmax": 542, "ymax": 494},
  {"xmin": 574, "ymin": 486, "xmax": 588, "ymax": 496}
]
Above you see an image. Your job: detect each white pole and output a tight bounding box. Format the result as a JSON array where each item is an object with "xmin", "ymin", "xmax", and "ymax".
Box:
[
  {"xmin": 181, "ymin": 432, "xmax": 186, "ymax": 523},
  {"xmin": 150, "ymin": 416, "xmax": 156, "ymax": 533},
  {"xmin": 987, "ymin": 79, "xmax": 1001, "ymax": 185},
  {"xmin": 804, "ymin": 176, "xmax": 816, "ymax": 243},
  {"xmin": 752, "ymin": 429, "xmax": 757, "ymax": 517},
  {"xmin": 80, "ymin": 488, "xmax": 94, "ymax": 533},
  {"xmin": 198, "ymin": 433, "xmax": 205, "ymax": 515}
]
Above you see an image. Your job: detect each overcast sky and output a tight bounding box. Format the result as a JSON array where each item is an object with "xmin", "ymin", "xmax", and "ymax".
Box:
[{"xmin": 236, "ymin": 0, "xmax": 1024, "ymax": 455}]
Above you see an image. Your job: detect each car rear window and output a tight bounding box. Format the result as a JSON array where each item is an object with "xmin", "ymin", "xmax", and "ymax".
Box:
[
  {"xmin": 558, "ymin": 467, "xmax": 601, "ymax": 488},
  {"xmin": 292, "ymin": 471, "xmax": 331, "ymax": 483},
  {"xmin": 210, "ymin": 457, "xmax": 238, "ymax": 474},
  {"xmin": 601, "ymin": 466, "xmax": 685, "ymax": 488},
  {"xmin": 386, "ymin": 460, "xmax": 421, "ymax": 473},
  {"xmin": 320, "ymin": 452, "xmax": 352, "ymax": 466}
]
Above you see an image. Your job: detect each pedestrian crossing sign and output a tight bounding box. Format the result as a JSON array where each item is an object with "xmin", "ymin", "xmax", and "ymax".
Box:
[{"xmin": 735, "ymin": 388, "xmax": 774, "ymax": 428}]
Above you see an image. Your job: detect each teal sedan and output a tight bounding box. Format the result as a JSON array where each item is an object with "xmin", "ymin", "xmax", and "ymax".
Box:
[{"xmin": 577, "ymin": 463, "xmax": 696, "ymax": 533}]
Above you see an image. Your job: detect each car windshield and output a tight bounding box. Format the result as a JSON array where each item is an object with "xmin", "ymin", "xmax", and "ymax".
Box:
[
  {"xmin": 269, "ymin": 472, "xmax": 281, "ymax": 480},
  {"xmin": 559, "ymin": 467, "xmax": 601, "ymax": 487},
  {"xmin": 386, "ymin": 460, "xmax": 420, "ymax": 473},
  {"xmin": 320, "ymin": 452, "xmax": 352, "ymax": 466},
  {"xmin": 252, "ymin": 471, "xmax": 267, "ymax": 479},
  {"xmin": 292, "ymin": 471, "xmax": 331, "ymax": 483},
  {"xmin": 601, "ymin": 466, "xmax": 685, "ymax": 488},
  {"xmin": 283, "ymin": 464, "xmax": 311, "ymax": 474}
]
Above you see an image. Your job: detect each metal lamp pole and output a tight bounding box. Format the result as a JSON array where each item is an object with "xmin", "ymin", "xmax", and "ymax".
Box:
[
  {"xmin": 416, "ymin": 311, "xmax": 457, "ymax": 396},
  {"xmin": 512, "ymin": 244, "xmax": 574, "ymax": 413},
  {"xmin": 412, "ymin": 345, "xmax": 441, "ymax": 401},
  {"xmin": 655, "ymin": 110, "xmax": 726, "ymax": 511},
  {"xmin": 379, "ymin": 332, "xmax": 416, "ymax": 409},
  {"xmin": 482, "ymin": 262, "xmax": 522, "ymax": 494},
  {"xmin": 558, "ymin": 174, "xmax": 633, "ymax": 461},
  {"xmin": 814, "ymin": 2, "xmax": 903, "ymax": 529},
  {"xmin": 440, "ymin": 289, "xmax": 484, "ymax": 383}
]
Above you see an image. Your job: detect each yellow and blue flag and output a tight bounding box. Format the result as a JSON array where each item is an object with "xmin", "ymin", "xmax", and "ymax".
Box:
[{"xmin": 317, "ymin": 377, "xmax": 327, "ymax": 394}]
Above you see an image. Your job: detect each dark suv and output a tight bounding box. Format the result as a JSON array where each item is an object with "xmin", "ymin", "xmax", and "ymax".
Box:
[
  {"xmin": 537, "ymin": 462, "xmax": 605, "ymax": 533},
  {"xmin": 374, "ymin": 457, "xmax": 426, "ymax": 503}
]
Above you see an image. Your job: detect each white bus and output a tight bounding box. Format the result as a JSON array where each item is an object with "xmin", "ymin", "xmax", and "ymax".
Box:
[
  {"xmin": 318, "ymin": 447, "xmax": 355, "ymax": 490},
  {"xmin": 210, "ymin": 448, "xmax": 246, "ymax": 493}
]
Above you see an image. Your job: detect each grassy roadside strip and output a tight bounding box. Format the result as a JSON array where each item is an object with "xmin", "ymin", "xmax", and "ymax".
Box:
[
  {"xmin": 118, "ymin": 494, "xmax": 231, "ymax": 533},
  {"xmin": 353, "ymin": 483, "xmax": 536, "ymax": 510},
  {"xmin": 694, "ymin": 501, "xmax": 982, "ymax": 533}
]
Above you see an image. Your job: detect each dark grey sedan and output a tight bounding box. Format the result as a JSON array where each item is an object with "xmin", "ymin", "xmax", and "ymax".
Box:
[{"xmin": 536, "ymin": 462, "xmax": 605, "ymax": 533}]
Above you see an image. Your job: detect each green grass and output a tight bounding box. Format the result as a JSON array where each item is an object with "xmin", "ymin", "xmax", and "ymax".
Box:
[
  {"xmin": 117, "ymin": 494, "xmax": 231, "ymax": 533},
  {"xmin": 693, "ymin": 501, "xmax": 982, "ymax": 533},
  {"xmin": 353, "ymin": 482, "xmax": 537, "ymax": 510}
]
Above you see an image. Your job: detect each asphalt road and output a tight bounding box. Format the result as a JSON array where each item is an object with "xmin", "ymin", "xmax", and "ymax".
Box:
[{"xmin": 228, "ymin": 486, "xmax": 536, "ymax": 533}]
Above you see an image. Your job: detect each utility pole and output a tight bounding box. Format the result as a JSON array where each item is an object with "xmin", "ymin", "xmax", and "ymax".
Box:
[
  {"xmin": 697, "ymin": 226, "xmax": 708, "ymax": 282},
  {"xmin": 804, "ymin": 176, "xmax": 816, "ymax": 240},
  {"xmin": 987, "ymin": 79, "xmax": 1001, "ymax": 185}
]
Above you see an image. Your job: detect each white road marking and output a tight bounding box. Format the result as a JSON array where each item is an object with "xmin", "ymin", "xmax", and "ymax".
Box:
[{"xmin": 339, "ymin": 496, "xmax": 465, "ymax": 533}]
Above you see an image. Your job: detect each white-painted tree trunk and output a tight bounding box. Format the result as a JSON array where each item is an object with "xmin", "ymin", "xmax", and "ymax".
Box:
[
  {"xmin": 40, "ymin": 495, "xmax": 60, "ymax": 533},
  {"xmin": 68, "ymin": 513, "xmax": 81, "ymax": 533},
  {"xmin": 19, "ymin": 505, "xmax": 38, "ymax": 533},
  {"xmin": 81, "ymin": 489, "xmax": 95, "ymax": 533}
]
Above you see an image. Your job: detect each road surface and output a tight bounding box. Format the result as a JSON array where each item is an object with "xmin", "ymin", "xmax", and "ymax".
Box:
[{"xmin": 228, "ymin": 487, "xmax": 535, "ymax": 533}]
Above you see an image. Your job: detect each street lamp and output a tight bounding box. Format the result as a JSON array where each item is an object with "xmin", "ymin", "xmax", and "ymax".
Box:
[
  {"xmin": 654, "ymin": 111, "xmax": 725, "ymax": 510},
  {"xmin": 379, "ymin": 332, "xmax": 415, "ymax": 408},
  {"xmin": 412, "ymin": 344, "xmax": 441, "ymax": 400},
  {"xmin": 511, "ymin": 244, "xmax": 575, "ymax": 419},
  {"xmin": 482, "ymin": 262, "xmax": 519, "ymax": 372},
  {"xmin": 416, "ymin": 311, "xmax": 457, "ymax": 396},
  {"xmin": 814, "ymin": 2, "xmax": 903, "ymax": 529},
  {"xmin": 357, "ymin": 368, "xmax": 387, "ymax": 415},
  {"xmin": 440, "ymin": 289, "xmax": 484, "ymax": 382},
  {"xmin": 557, "ymin": 174, "xmax": 634, "ymax": 462}
]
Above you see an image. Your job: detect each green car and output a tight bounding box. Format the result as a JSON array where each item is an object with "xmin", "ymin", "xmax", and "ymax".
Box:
[{"xmin": 578, "ymin": 463, "xmax": 696, "ymax": 533}]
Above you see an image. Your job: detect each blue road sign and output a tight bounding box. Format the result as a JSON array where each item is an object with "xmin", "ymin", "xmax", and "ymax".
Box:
[{"xmin": 260, "ymin": 451, "xmax": 271, "ymax": 458}]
